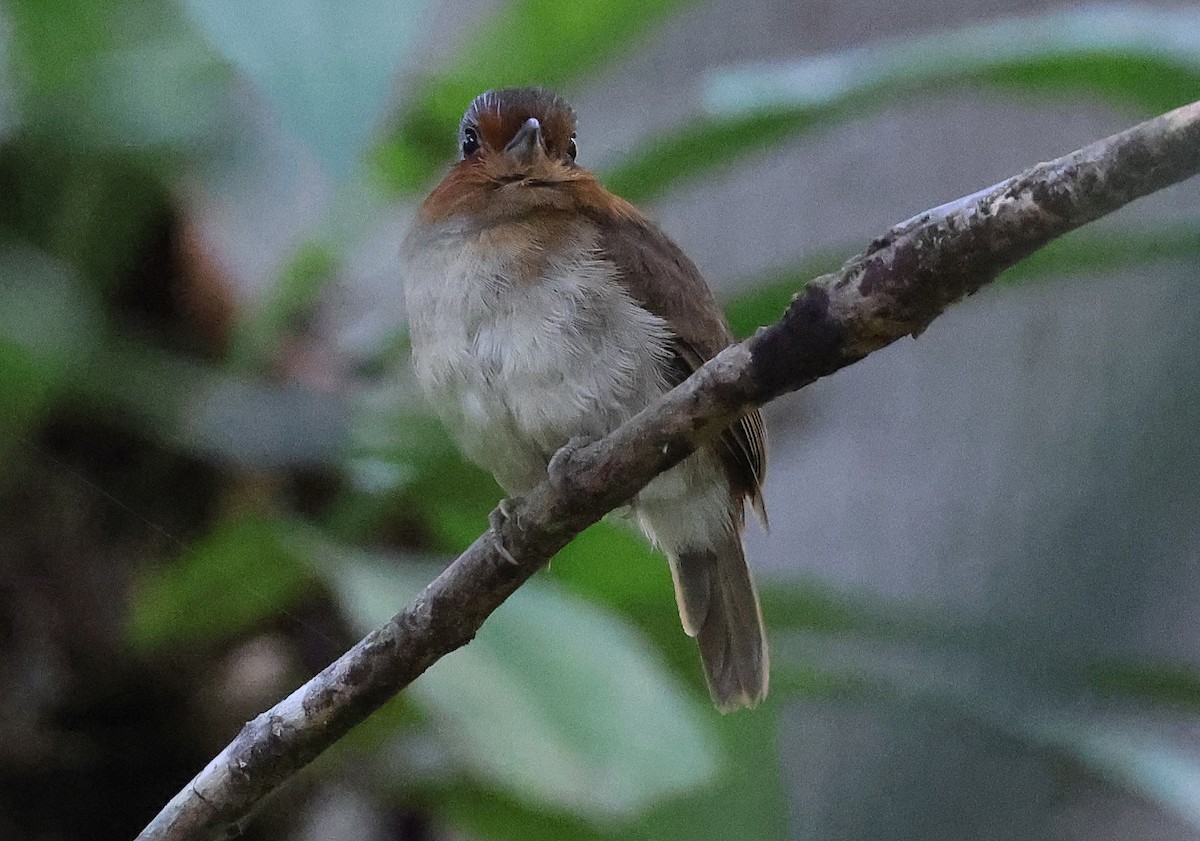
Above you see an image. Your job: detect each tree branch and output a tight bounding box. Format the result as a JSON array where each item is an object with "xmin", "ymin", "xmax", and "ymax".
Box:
[{"xmin": 138, "ymin": 100, "xmax": 1200, "ymax": 841}]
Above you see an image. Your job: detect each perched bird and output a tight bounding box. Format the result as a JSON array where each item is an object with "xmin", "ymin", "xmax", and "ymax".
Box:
[{"xmin": 402, "ymin": 87, "xmax": 768, "ymax": 711}]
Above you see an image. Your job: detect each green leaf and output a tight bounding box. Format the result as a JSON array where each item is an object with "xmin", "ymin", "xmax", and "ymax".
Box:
[
  {"xmin": 181, "ymin": 0, "xmax": 429, "ymax": 179},
  {"xmin": 761, "ymin": 579, "xmax": 916, "ymax": 637},
  {"xmin": 336, "ymin": 383, "xmax": 500, "ymax": 549},
  {"xmin": 8, "ymin": 0, "xmax": 111, "ymax": 93},
  {"xmin": 706, "ymin": 6, "xmax": 1200, "ymax": 117},
  {"xmin": 635, "ymin": 705, "xmax": 787, "ymax": 841},
  {"xmin": 84, "ymin": 38, "xmax": 229, "ymax": 149},
  {"xmin": 723, "ymin": 251, "xmax": 844, "ymax": 339},
  {"xmin": 432, "ymin": 783, "xmax": 613, "ymax": 841},
  {"xmin": 66, "ymin": 340, "xmax": 351, "ymax": 470},
  {"xmin": 227, "ymin": 240, "xmax": 339, "ymax": 370},
  {"xmin": 331, "ymin": 555, "xmax": 720, "ymax": 822},
  {"xmin": 444, "ymin": 0, "xmax": 690, "ymax": 89},
  {"xmin": 999, "ymin": 224, "xmax": 1200, "ymax": 285},
  {"xmin": 128, "ymin": 513, "xmax": 319, "ymax": 649},
  {"xmin": 543, "ymin": 521, "xmax": 706, "ymax": 684},
  {"xmin": 0, "ymin": 13, "xmax": 20, "ymax": 141},
  {"xmin": 548, "ymin": 521, "xmax": 672, "ymax": 615},
  {"xmin": 435, "ymin": 704, "xmax": 786, "ymax": 841},
  {"xmin": 1025, "ymin": 715, "xmax": 1200, "ymax": 830},
  {"xmin": 9, "ymin": 0, "xmax": 228, "ymax": 151},
  {"xmin": 608, "ymin": 4, "xmax": 1200, "ymax": 202},
  {"xmin": 1088, "ymin": 660, "xmax": 1200, "ymax": 713},
  {"xmin": 773, "ymin": 630, "xmax": 1200, "ymax": 831},
  {"xmin": 374, "ymin": 0, "xmax": 694, "ymax": 193},
  {"xmin": 0, "ymin": 243, "xmax": 97, "ymax": 454},
  {"xmin": 770, "ymin": 617, "xmax": 1200, "ymax": 832},
  {"xmin": 0, "ymin": 140, "xmax": 170, "ymax": 292},
  {"xmin": 722, "ymin": 223, "xmax": 1200, "ymax": 340},
  {"xmin": 605, "ymin": 107, "xmax": 842, "ymax": 204}
]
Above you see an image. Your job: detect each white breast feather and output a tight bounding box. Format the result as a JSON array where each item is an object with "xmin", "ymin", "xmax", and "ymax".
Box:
[{"xmin": 403, "ymin": 225, "xmax": 674, "ymax": 496}]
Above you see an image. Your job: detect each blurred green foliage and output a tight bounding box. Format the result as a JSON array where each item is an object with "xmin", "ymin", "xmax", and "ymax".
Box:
[
  {"xmin": 3, "ymin": 1, "xmax": 1200, "ymax": 839},
  {"xmin": 0, "ymin": 244, "xmax": 98, "ymax": 452},
  {"xmin": 373, "ymin": 0, "xmax": 690, "ymax": 193},
  {"xmin": 617, "ymin": 4, "xmax": 1200, "ymax": 203},
  {"xmin": 333, "ymin": 553, "xmax": 719, "ymax": 822},
  {"xmin": 129, "ymin": 513, "xmax": 319, "ymax": 650},
  {"xmin": 181, "ymin": 0, "xmax": 429, "ymax": 179}
]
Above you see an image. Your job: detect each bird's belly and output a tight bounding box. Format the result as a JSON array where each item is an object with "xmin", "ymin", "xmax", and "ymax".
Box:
[{"xmin": 406, "ymin": 242, "xmax": 673, "ymax": 495}]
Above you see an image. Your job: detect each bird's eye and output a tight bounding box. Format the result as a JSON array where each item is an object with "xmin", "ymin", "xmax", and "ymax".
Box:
[
  {"xmin": 462, "ymin": 127, "xmax": 480, "ymax": 157},
  {"xmin": 567, "ymin": 136, "xmax": 578, "ymax": 161}
]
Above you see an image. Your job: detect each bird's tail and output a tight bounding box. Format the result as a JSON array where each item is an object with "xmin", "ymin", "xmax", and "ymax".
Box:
[{"xmin": 669, "ymin": 531, "xmax": 769, "ymax": 712}]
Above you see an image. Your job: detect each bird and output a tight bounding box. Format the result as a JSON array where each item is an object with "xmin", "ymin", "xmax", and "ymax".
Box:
[{"xmin": 402, "ymin": 87, "xmax": 768, "ymax": 711}]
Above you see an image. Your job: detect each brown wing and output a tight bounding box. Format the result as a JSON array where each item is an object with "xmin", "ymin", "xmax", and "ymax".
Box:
[{"xmin": 588, "ymin": 204, "xmax": 767, "ymax": 523}]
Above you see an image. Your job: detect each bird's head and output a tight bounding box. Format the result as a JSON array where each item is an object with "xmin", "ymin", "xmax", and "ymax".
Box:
[
  {"xmin": 459, "ymin": 87, "xmax": 578, "ymax": 180},
  {"xmin": 416, "ymin": 88, "xmax": 601, "ymax": 226}
]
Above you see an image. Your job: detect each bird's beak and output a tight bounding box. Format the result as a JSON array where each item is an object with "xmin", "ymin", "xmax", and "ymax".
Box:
[{"xmin": 504, "ymin": 117, "xmax": 545, "ymax": 164}]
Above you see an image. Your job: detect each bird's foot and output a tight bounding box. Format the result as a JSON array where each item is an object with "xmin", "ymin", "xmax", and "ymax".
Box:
[
  {"xmin": 548, "ymin": 436, "xmax": 598, "ymax": 491},
  {"xmin": 489, "ymin": 497, "xmax": 524, "ymax": 566}
]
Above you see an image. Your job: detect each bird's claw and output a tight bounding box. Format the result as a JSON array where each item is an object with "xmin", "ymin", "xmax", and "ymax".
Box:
[
  {"xmin": 489, "ymin": 498, "xmax": 524, "ymax": 566},
  {"xmin": 548, "ymin": 436, "xmax": 596, "ymax": 490}
]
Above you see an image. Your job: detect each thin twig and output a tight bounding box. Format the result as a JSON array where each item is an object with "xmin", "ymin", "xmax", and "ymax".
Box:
[{"xmin": 138, "ymin": 99, "xmax": 1200, "ymax": 841}]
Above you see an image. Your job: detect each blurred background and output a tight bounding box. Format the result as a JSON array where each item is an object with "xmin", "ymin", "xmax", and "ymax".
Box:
[{"xmin": 3, "ymin": 0, "xmax": 1200, "ymax": 839}]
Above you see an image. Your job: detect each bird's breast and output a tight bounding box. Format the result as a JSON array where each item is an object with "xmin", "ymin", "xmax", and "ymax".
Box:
[{"xmin": 403, "ymin": 220, "xmax": 674, "ymax": 493}]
